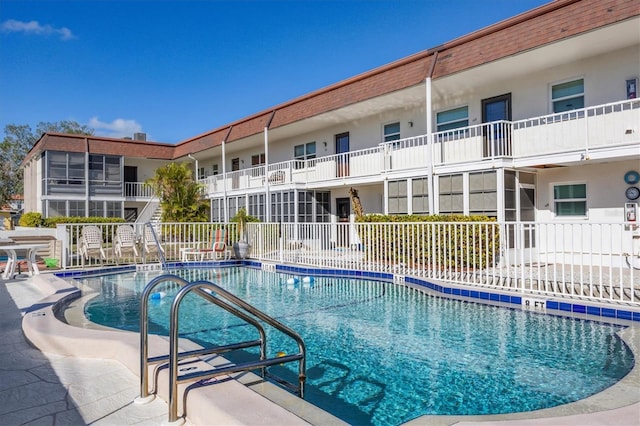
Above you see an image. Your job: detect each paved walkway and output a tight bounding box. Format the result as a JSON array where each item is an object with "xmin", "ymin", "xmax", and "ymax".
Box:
[{"xmin": 0, "ymin": 273, "xmax": 170, "ymax": 425}]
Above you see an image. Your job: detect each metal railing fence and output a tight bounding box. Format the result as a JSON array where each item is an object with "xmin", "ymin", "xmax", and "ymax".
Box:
[{"xmin": 56, "ymin": 220, "xmax": 639, "ymax": 306}]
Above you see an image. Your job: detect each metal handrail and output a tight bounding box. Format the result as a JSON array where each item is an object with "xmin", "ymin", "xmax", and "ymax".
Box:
[
  {"xmin": 136, "ymin": 274, "xmax": 307, "ymax": 425},
  {"xmin": 137, "ymin": 274, "xmax": 267, "ymax": 400},
  {"xmin": 145, "ymin": 222, "xmax": 167, "ymax": 271}
]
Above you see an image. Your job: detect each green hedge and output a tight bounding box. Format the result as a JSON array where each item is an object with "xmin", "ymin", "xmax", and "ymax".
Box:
[
  {"xmin": 44, "ymin": 216, "xmax": 126, "ymax": 227},
  {"xmin": 356, "ymin": 214, "xmax": 499, "ymax": 269},
  {"xmin": 18, "ymin": 213, "xmax": 126, "ymax": 228},
  {"xmin": 18, "ymin": 212, "xmax": 44, "ymax": 227}
]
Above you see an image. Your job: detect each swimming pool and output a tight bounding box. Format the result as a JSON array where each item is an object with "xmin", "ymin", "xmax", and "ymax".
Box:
[{"xmin": 79, "ymin": 266, "xmax": 634, "ymax": 426}]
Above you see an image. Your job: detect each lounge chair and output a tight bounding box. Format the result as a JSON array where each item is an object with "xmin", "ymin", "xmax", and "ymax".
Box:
[
  {"xmin": 114, "ymin": 224, "xmax": 139, "ymax": 262},
  {"xmin": 181, "ymin": 228, "xmax": 230, "ymax": 261},
  {"xmin": 78, "ymin": 225, "xmax": 106, "ymax": 266},
  {"xmin": 211, "ymin": 228, "xmax": 230, "ymax": 260}
]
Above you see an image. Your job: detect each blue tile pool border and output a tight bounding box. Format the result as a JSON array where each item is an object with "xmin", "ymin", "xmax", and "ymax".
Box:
[{"xmin": 55, "ymin": 260, "xmax": 640, "ymax": 323}]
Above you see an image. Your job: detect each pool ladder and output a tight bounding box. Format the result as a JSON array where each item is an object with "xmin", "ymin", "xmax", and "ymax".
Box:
[{"xmin": 135, "ymin": 274, "xmax": 307, "ymax": 425}]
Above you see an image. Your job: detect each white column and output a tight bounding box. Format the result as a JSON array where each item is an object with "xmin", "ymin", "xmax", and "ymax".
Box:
[
  {"xmin": 264, "ymin": 126, "xmax": 270, "ymax": 221},
  {"xmin": 222, "ymin": 139, "xmax": 228, "ymax": 223},
  {"xmin": 426, "ymin": 77, "xmax": 435, "ymax": 214}
]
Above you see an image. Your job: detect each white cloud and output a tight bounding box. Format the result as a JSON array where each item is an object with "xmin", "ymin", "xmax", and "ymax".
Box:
[
  {"xmin": 1, "ymin": 19, "xmax": 75, "ymax": 41},
  {"xmin": 89, "ymin": 117, "xmax": 144, "ymax": 139}
]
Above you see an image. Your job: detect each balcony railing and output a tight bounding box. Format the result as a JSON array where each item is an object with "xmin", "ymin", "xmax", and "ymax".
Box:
[
  {"xmin": 200, "ymin": 99, "xmax": 638, "ymax": 195},
  {"xmin": 124, "ymin": 182, "xmax": 154, "ymax": 199}
]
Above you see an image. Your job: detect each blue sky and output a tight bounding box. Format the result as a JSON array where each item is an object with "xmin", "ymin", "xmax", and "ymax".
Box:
[{"xmin": 1, "ymin": 0, "xmax": 549, "ymax": 144}]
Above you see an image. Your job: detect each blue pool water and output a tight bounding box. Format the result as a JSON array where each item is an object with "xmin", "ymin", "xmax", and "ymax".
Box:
[{"xmin": 81, "ymin": 267, "xmax": 634, "ymax": 425}]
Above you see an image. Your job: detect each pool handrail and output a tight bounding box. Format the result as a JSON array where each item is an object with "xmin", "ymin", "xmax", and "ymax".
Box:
[
  {"xmin": 136, "ymin": 274, "xmax": 268, "ymax": 400},
  {"xmin": 136, "ymin": 274, "xmax": 307, "ymax": 425}
]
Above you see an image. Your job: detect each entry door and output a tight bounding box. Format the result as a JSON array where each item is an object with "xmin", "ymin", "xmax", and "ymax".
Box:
[
  {"xmin": 336, "ymin": 197, "xmax": 350, "ymax": 247},
  {"xmin": 231, "ymin": 158, "xmax": 240, "ymax": 189},
  {"xmin": 481, "ymin": 93, "xmax": 512, "ymax": 157},
  {"xmin": 335, "ymin": 132, "xmax": 350, "ymax": 177},
  {"xmin": 124, "ymin": 166, "xmax": 137, "ymax": 196}
]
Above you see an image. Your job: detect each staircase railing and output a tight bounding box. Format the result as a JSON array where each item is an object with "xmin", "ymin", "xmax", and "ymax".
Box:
[{"xmin": 144, "ymin": 222, "xmax": 167, "ymax": 271}]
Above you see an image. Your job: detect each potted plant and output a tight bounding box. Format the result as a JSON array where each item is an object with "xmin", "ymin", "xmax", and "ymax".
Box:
[{"xmin": 232, "ymin": 208, "xmax": 251, "ymax": 259}]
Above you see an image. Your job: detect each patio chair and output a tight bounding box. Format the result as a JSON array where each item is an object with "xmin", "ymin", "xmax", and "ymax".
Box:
[
  {"xmin": 210, "ymin": 227, "xmax": 230, "ymax": 260},
  {"xmin": 78, "ymin": 225, "xmax": 106, "ymax": 266},
  {"xmin": 181, "ymin": 228, "xmax": 230, "ymax": 261},
  {"xmin": 114, "ymin": 224, "xmax": 139, "ymax": 262},
  {"xmin": 143, "ymin": 226, "xmax": 164, "ymax": 261}
]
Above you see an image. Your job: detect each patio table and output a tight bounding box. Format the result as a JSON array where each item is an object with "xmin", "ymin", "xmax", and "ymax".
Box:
[{"xmin": 0, "ymin": 243, "xmax": 49, "ymax": 279}]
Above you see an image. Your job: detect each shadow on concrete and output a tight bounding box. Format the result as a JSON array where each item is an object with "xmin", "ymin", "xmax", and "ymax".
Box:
[{"xmin": 0, "ymin": 277, "xmax": 86, "ymax": 425}]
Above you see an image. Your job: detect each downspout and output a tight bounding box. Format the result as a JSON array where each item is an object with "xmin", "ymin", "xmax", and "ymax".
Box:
[
  {"xmin": 264, "ymin": 110, "xmax": 276, "ymax": 222},
  {"xmin": 222, "ymin": 126, "xmax": 233, "ymax": 223},
  {"xmin": 84, "ymin": 137, "xmax": 89, "ymax": 217},
  {"xmin": 426, "ymin": 50, "xmax": 439, "ymax": 215},
  {"xmin": 187, "ymin": 154, "xmax": 198, "ymax": 180}
]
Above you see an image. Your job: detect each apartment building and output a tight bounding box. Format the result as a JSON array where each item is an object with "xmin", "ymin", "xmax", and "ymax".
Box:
[{"xmin": 21, "ymin": 0, "xmax": 640, "ymax": 240}]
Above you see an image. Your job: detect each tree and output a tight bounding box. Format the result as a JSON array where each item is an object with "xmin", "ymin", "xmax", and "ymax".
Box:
[
  {"xmin": 36, "ymin": 120, "xmax": 95, "ymax": 136},
  {"xmin": 0, "ymin": 121, "xmax": 94, "ymax": 208},
  {"xmin": 146, "ymin": 162, "xmax": 209, "ymax": 222}
]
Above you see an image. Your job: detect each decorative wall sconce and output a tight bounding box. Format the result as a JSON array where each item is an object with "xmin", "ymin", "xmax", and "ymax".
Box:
[{"xmin": 408, "ymin": 121, "xmax": 413, "ymax": 127}]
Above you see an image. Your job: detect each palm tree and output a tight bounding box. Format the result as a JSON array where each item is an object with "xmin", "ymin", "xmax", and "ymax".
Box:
[{"xmin": 146, "ymin": 162, "xmax": 208, "ymax": 223}]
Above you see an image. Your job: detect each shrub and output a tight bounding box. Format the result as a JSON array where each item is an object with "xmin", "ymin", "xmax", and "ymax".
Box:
[
  {"xmin": 356, "ymin": 214, "xmax": 499, "ymax": 269},
  {"xmin": 18, "ymin": 212, "xmax": 44, "ymax": 227}
]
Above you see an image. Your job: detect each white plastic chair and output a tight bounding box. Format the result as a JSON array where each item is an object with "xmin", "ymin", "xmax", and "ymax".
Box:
[
  {"xmin": 114, "ymin": 224, "xmax": 139, "ymax": 262},
  {"xmin": 78, "ymin": 225, "xmax": 106, "ymax": 266}
]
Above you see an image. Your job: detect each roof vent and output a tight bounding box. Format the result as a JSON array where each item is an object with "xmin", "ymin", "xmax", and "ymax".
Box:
[{"xmin": 133, "ymin": 132, "xmax": 147, "ymax": 141}]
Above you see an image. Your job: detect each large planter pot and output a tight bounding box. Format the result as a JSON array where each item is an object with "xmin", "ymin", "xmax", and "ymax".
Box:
[{"xmin": 233, "ymin": 241, "xmax": 251, "ymax": 259}]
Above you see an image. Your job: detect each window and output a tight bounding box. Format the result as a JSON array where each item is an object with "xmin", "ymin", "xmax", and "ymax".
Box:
[
  {"xmin": 438, "ymin": 174, "xmax": 463, "ymax": 215},
  {"xmin": 315, "ymin": 192, "xmax": 331, "ymax": 223},
  {"xmin": 412, "ymin": 178, "xmax": 429, "ymax": 214},
  {"xmin": 388, "ymin": 180, "xmax": 407, "ymax": 214},
  {"xmin": 211, "ymin": 198, "xmax": 223, "ymax": 222},
  {"xmin": 45, "ymin": 151, "xmax": 85, "ymax": 194},
  {"xmin": 89, "ymin": 154, "xmax": 122, "ymax": 195},
  {"xmin": 68, "ymin": 200, "xmax": 85, "ymax": 217},
  {"xmin": 47, "ymin": 200, "xmax": 66, "ymax": 217},
  {"xmin": 294, "ymin": 142, "xmax": 316, "ymax": 170},
  {"xmin": 249, "ymin": 194, "xmax": 265, "ymax": 221},
  {"xmin": 294, "ymin": 142, "xmax": 316, "ymax": 161},
  {"xmin": 106, "ymin": 201, "xmax": 121, "ymax": 218},
  {"xmin": 436, "ymin": 106, "xmax": 469, "ymax": 132},
  {"xmin": 552, "ymin": 79, "xmax": 584, "ymax": 113},
  {"xmin": 554, "ymin": 183, "xmax": 586, "ymax": 216},
  {"xmin": 89, "ymin": 201, "xmax": 104, "ymax": 217},
  {"xmin": 383, "ymin": 122, "xmax": 400, "ymax": 142},
  {"xmin": 504, "ymin": 170, "xmax": 516, "ymax": 221},
  {"xmin": 469, "ymin": 171, "xmax": 497, "ymax": 217},
  {"xmin": 251, "ymin": 153, "xmax": 265, "ymax": 166},
  {"xmin": 298, "ymin": 191, "xmax": 314, "ymax": 222},
  {"xmin": 211, "ymin": 164, "xmax": 219, "ymax": 176}
]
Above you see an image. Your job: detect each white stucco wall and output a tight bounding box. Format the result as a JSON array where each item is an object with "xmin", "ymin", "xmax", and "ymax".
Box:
[
  {"xmin": 536, "ymin": 159, "xmax": 640, "ymax": 223},
  {"xmin": 432, "ymin": 45, "xmax": 639, "ymax": 125}
]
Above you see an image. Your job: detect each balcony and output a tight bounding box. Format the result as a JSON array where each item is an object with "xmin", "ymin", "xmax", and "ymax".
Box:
[{"xmin": 201, "ymin": 99, "xmax": 639, "ymax": 196}]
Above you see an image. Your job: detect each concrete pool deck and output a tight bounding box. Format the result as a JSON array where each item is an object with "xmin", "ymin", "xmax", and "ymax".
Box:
[{"xmin": 1, "ymin": 271, "xmax": 639, "ymax": 425}]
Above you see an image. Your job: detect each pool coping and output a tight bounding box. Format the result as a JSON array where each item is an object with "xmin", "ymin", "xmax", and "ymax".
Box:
[{"xmin": 24, "ymin": 261, "xmax": 640, "ymax": 425}]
